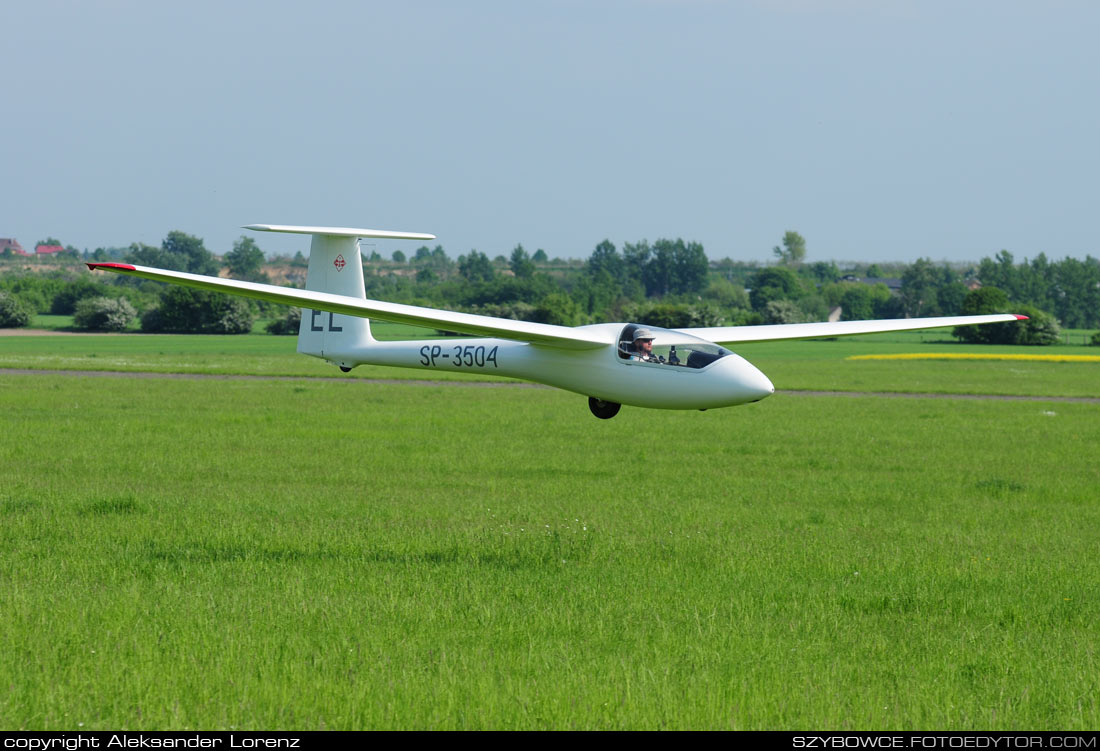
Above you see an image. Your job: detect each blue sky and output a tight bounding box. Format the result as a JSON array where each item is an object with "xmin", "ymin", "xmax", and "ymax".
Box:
[{"xmin": 2, "ymin": 0, "xmax": 1097, "ymax": 263}]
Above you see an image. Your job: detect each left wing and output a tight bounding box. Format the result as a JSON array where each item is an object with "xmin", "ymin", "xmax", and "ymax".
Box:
[
  {"xmin": 677, "ymin": 314, "xmax": 1027, "ymax": 345},
  {"xmin": 86, "ymin": 263, "xmax": 611, "ymax": 350}
]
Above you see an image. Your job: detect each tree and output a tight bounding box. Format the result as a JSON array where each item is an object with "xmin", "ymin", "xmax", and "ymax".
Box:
[
  {"xmin": 392, "ymin": 250, "xmax": 407, "ymax": 263},
  {"xmin": 225, "ymin": 236, "xmax": 268, "ymax": 282},
  {"xmin": 900, "ymin": 258, "xmax": 954, "ymax": 317},
  {"xmin": 509, "ymin": 244, "xmax": 535, "ymax": 279},
  {"xmin": 586, "ymin": 240, "xmax": 624, "ymax": 288},
  {"xmin": 702, "ymin": 278, "xmax": 750, "ymax": 312},
  {"xmin": 935, "ymin": 281, "xmax": 969, "ymax": 316},
  {"xmin": 772, "ymin": 231, "xmax": 806, "ymax": 266},
  {"xmin": 532, "ymin": 249, "xmax": 548, "ymax": 264},
  {"xmin": 837, "ymin": 284, "xmax": 875, "ymax": 321},
  {"xmin": 127, "ymin": 231, "xmax": 217, "ymax": 275},
  {"xmin": 748, "ymin": 266, "xmax": 801, "ymax": 312},
  {"xmin": 458, "ymin": 250, "xmax": 494, "ymax": 283},
  {"xmin": 952, "ymin": 286, "xmax": 1011, "ymax": 343},
  {"xmin": 807, "ymin": 261, "xmax": 840, "ymax": 283},
  {"xmin": 162, "ymin": 231, "xmax": 218, "ymax": 275},
  {"xmin": 621, "ymin": 241, "xmax": 650, "ymax": 292},
  {"xmin": 651, "ymin": 238, "xmax": 708, "ymax": 296}
]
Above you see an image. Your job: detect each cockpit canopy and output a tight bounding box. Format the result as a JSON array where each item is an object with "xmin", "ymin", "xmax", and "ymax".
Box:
[{"xmin": 617, "ymin": 324, "xmax": 732, "ymax": 369}]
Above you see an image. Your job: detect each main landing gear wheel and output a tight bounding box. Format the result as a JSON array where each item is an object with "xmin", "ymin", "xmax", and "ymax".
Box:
[{"xmin": 588, "ymin": 397, "xmax": 621, "ymax": 420}]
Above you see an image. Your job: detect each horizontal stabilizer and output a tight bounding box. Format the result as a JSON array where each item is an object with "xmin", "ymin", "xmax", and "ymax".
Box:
[{"xmin": 243, "ymin": 224, "xmax": 436, "ymax": 241}]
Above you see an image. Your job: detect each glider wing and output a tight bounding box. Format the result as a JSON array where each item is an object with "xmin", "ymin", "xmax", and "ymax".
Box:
[
  {"xmin": 677, "ymin": 315, "xmax": 1027, "ymax": 345},
  {"xmin": 86, "ymin": 263, "xmax": 611, "ymax": 350}
]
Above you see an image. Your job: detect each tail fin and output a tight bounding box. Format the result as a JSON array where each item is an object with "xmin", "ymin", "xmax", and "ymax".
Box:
[
  {"xmin": 298, "ymin": 232, "xmax": 372, "ymax": 365},
  {"xmin": 245, "ymin": 224, "xmax": 435, "ymax": 368}
]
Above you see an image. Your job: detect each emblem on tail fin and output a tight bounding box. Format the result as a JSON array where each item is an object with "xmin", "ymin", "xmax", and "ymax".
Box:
[{"xmin": 333, "ymin": 254, "xmax": 346, "ymax": 271}]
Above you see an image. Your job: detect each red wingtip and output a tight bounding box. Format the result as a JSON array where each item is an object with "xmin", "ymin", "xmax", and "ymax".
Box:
[
  {"xmin": 87, "ymin": 262, "xmax": 136, "ymax": 271},
  {"xmin": 1014, "ymin": 314, "xmax": 1029, "ymax": 320}
]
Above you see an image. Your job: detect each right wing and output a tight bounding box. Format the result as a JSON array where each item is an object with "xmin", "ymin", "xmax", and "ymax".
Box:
[
  {"xmin": 86, "ymin": 263, "xmax": 611, "ymax": 350},
  {"xmin": 677, "ymin": 314, "xmax": 1027, "ymax": 345}
]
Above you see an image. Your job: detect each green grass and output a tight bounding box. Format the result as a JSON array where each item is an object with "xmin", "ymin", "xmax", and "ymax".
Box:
[
  {"xmin": 0, "ymin": 323, "xmax": 500, "ymax": 382},
  {"xmin": 736, "ymin": 333, "xmax": 1100, "ymax": 397},
  {"xmin": 1, "ymin": 372, "xmax": 1098, "ymax": 729},
  {"xmin": 5, "ymin": 326, "xmax": 1098, "ymax": 396}
]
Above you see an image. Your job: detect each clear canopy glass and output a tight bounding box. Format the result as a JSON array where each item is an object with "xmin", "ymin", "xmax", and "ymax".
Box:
[{"xmin": 617, "ymin": 324, "xmax": 732, "ymax": 369}]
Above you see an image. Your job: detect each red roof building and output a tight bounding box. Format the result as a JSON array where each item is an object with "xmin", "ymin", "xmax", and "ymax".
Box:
[
  {"xmin": 0, "ymin": 238, "xmax": 28, "ymax": 256},
  {"xmin": 35, "ymin": 244, "xmax": 66, "ymax": 255}
]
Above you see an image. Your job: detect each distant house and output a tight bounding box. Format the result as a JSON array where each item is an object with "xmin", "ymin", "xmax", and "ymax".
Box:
[
  {"xmin": 35, "ymin": 244, "xmax": 66, "ymax": 255},
  {"xmin": 0, "ymin": 238, "xmax": 28, "ymax": 256}
]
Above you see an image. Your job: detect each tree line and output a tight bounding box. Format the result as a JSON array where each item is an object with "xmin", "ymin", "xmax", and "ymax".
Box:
[{"xmin": 1, "ymin": 230, "xmax": 1098, "ymax": 344}]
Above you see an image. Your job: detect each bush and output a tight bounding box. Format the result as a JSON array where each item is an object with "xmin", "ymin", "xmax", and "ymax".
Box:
[
  {"xmin": 953, "ymin": 287, "xmax": 1014, "ymax": 344},
  {"xmin": 532, "ymin": 293, "xmax": 582, "ymax": 326},
  {"xmin": 624, "ymin": 302, "xmax": 723, "ymax": 329},
  {"xmin": 141, "ymin": 287, "xmax": 252, "ymax": 334},
  {"xmin": 1011, "ymin": 305, "xmax": 1060, "ymax": 346},
  {"xmin": 953, "ymin": 288, "xmax": 1059, "ymax": 345},
  {"xmin": 50, "ymin": 278, "xmax": 113, "ymax": 315},
  {"xmin": 0, "ymin": 291, "xmax": 31, "ymax": 328},
  {"xmin": 762, "ymin": 299, "xmax": 808, "ymax": 324},
  {"xmin": 1091, "ymin": 332, "xmax": 1100, "ymax": 346},
  {"xmin": 266, "ymin": 307, "xmax": 301, "ymax": 335},
  {"xmin": 73, "ymin": 297, "xmax": 137, "ymax": 332}
]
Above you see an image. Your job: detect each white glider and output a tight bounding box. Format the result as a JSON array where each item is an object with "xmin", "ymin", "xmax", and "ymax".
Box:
[{"xmin": 88, "ymin": 224, "xmax": 1025, "ymax": 419}]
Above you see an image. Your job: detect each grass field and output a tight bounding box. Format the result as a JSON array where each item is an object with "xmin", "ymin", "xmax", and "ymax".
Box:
[
  {"xmin": 3, "ymin": 326, "xmax": 1100, "ymax": 396},
  {"xmin": 2, "ymin": 331, "xmax": 1100, "ymax": 729}
]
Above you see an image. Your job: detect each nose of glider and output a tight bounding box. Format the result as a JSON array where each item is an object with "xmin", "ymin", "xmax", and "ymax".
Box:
[
  {"xmin": 724, "ymin": 355, "xmax": 774, "ymax": 403},
  {"xmin": 744, "ymin": 363, "xmax": 774, "ymax": 402}
]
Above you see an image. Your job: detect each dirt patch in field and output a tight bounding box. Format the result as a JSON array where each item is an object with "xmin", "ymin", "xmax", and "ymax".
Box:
[
  {"xmin": 0, "ymin": 368, "xmax": 544, "ymax": 389},
  {"xmin": 0, "ymin": 328, "xmax": 133, "ymax": 336}
]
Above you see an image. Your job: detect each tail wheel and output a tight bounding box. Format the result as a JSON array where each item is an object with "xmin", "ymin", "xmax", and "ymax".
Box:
[{"xmin": 588, "ymin": 397, "xmax": 621, "ymax": 420}]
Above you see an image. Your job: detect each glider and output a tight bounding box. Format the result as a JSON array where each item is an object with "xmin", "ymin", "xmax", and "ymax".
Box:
[{"xmin": 88, "ymin": 224, "xmax": 1025, "ymax": 419}]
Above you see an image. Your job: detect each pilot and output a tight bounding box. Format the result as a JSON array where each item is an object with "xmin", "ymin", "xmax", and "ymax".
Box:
[{"xmin": 631, "ymin": 329, "xmax": 662, "ymax": 363}]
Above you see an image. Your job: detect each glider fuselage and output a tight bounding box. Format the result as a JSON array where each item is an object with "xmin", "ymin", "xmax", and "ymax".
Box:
[{"xmin": 326, "ymin": 325, "xmax": 775, "ymax": 410}]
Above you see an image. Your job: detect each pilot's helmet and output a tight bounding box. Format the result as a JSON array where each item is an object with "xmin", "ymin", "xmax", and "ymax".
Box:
[{"xmin": 632, "ymin": 328, "xmax": 656, "ymax": 342}]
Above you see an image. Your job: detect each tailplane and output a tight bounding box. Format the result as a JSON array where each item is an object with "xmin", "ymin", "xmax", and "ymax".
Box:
[{"xmin": 245, "ymin": 224, "xmax": 435, "ymax": 369}]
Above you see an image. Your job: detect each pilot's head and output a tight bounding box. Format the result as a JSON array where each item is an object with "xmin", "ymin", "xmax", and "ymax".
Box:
[{"xmin": 633, "ymin": 328, "xmax": 655, "ymax": 353}]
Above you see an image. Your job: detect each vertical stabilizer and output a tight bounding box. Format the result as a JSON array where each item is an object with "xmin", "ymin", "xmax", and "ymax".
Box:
[
  {"xmin": 297, "ymin": 233, "xmax": 373, "ymax": 364},
  {"xmin": 243, "ymin": 224, "xmax": 435, "ymax": 369}
]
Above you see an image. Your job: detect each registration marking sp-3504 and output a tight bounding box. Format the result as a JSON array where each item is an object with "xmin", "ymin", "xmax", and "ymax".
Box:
[{"xmin": 420, "ymin": 344, "xmax": 500, "ymax": 368}]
